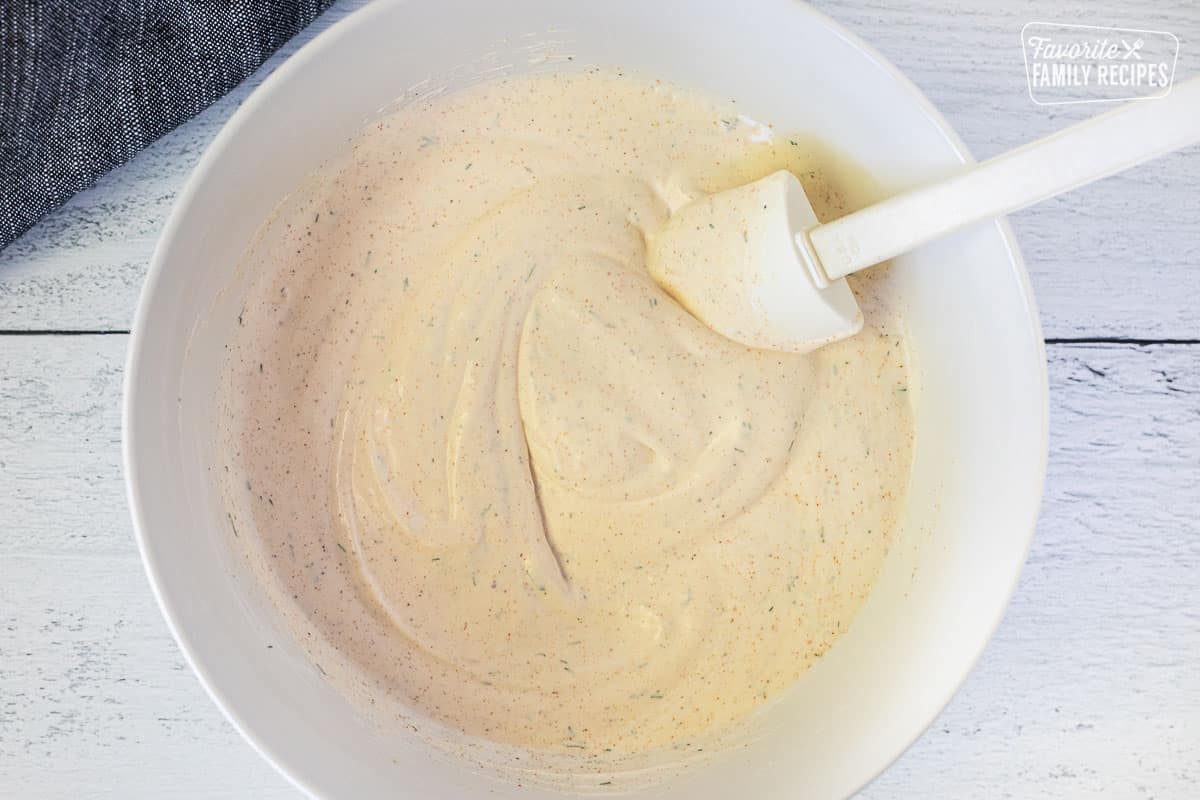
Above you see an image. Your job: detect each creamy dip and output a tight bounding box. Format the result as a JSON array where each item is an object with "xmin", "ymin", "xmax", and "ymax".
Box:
[{"xmin": 219, "ymin": 70, "xmax": 914, "ymax": 764}]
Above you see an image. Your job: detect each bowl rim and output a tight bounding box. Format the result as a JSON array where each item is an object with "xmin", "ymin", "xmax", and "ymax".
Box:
[{"xmin": 122, "ymin": 1, "xmax": 1050, "ymax": 797}]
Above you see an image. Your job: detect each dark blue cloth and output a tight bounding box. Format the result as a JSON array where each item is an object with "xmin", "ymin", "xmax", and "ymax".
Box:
[{"xmin": 0, "ymin": 0, "xmax": 335, "ymax": 249}]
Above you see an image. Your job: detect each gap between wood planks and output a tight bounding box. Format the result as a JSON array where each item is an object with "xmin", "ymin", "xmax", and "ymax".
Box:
[
  {"xmin": 2, "ymin": 331, "xmax": 1198, "ymax": 347},
  {"xmin": 0, "ymin": 329, "xmax": 130, "ymax": 335}
]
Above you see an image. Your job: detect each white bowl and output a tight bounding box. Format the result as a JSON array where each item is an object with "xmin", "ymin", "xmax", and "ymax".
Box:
[{"xmin": 123, "ymin": 1, "xmax": 1048, "ymax": 797}]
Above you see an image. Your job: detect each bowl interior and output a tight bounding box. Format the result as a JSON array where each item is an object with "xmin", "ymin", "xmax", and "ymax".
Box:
[{"xmin": 125, "ymin": 1, "xmax": 1047, "ymax": 797}]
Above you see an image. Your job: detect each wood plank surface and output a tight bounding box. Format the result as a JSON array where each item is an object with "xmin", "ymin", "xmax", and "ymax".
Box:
[
  {"xmin": 2, "ymin": 336, "xmax": 1196, "ymax": 797},
  {"xmin": 1, "ymin": 0, "xmax": 1197, "ymax": 797},
  {"xmin": 0, "ymin": 0, "xmax": 1197, "ymax": 337}
]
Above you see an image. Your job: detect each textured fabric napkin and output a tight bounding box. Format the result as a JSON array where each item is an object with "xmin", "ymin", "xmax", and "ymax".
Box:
[{"xmin": 0, "ymin": 0, "xmax": 336, "ymax": 250}]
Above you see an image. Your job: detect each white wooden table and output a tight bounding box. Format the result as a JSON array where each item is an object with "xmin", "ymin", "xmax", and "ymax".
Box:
[{"xmin": 2, "ymin": 1, "xmax": 1197, "ymax": 797}]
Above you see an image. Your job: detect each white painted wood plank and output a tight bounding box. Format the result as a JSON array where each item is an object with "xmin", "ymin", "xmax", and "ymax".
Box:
[
  {"xmin": 0, "ymin": 335, "xmax": 127, "ymax": 558},
  {"xmin": 865, "ymin": 342, "xmax": 1200, "ymax": 798},
  {"xmin": 1, "ymin": 335, "xmax": 1197, "ymax": 797},
  {"xmin": 0, "ymin": 555, "xmax": 298, "ymax": 799},
  {"xmin": 0, "ymin": 0, "xmax": 1197, "ymax": 337},
  {"xmin": 0, "ymin": 335, "xmax": 296, "ymax": 798}
]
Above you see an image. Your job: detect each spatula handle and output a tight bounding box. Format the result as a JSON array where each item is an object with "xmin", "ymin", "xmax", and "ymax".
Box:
[{"xmin": 809, "ymin": 75, "xmax": 1200, "ymax": 281}]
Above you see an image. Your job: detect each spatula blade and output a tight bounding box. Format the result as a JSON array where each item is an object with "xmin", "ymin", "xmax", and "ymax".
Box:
[{"xmin": 648, "ymin": 170, "xmax": 862, "ymax": 354}]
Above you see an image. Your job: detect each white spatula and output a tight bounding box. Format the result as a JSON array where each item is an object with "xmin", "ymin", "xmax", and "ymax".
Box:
[{"xmin": 649, "ymin": 75, "xmax": 1200, "ymax": 353}]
